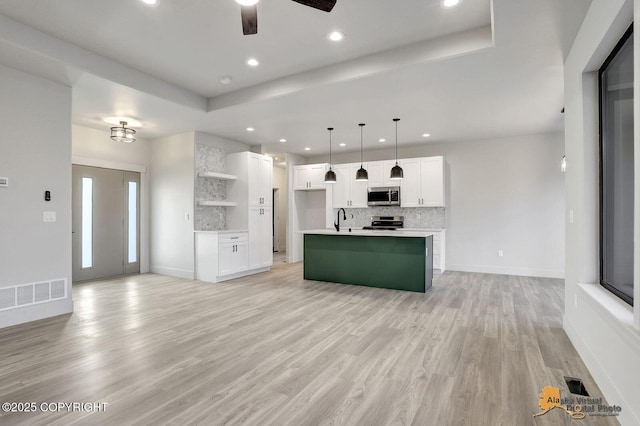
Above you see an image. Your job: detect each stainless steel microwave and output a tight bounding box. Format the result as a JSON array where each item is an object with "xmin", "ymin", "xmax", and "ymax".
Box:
[{"xmin": 367, "ymin": 186, "xmax": 400, "ymax": 206}]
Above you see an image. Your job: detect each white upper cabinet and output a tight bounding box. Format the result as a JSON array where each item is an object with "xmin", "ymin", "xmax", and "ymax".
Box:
[
  {"xmin": 332, "ymin": 163, "xmax": 368, "ymax": 208},
  {"xmin": 400, "ymin": 156, "xmax": 445, "ymax": 207},
  {"xmin": 294, "ymin": 163, "xmax": 328, "ymax": 190},
  {"xmin": 367, "ymin": 160, "xmax": 401, "ymax": 188},
  {"xmin": 248, "ymin": 153, "xmax": 272, "ymax": 206}
]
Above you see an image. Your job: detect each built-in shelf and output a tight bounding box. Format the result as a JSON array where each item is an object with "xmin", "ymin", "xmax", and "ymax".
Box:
[
  {"xmin": 198, "ymin": 171, "xmax": 237, "ymax": 180},
  {"xmin": 198, "ymin": 200, "xmax": 237, "ymax": 207}
]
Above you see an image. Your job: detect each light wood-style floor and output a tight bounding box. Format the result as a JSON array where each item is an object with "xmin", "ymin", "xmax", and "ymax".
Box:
[{"xmin": 0, "ymin": 263, "xmax": 619, "ymax": 426}]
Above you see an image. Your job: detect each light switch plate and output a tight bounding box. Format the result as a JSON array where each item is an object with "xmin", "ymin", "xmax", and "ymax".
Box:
[
  {"xmin": 0, "ymin": 177, "xmax": 8, "ymax": 187},
  {"xmin": 43, "ymin": 211, "xmax": 57, "ymax": 222}
]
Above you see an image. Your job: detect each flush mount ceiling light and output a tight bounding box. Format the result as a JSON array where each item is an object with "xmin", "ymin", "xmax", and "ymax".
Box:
[
  {"xmin": 324, "ymin": 127, "xmax": 337, "ymax": 183},
  {"xmin": 235, "ymin": 0, "xmax": 259, "ymax": 5},
  {"xmin": 339, "ymin": 143, "xmax": 346, "ymax": 147},
  {"xmin": 442, "ymin": 0, "xmax": 460, "ymax": 8},
  {"xmin": 390, "ymin": 118, "xmax": 404, "ymax": 179},
  {"xmin": 219, "ymin": 75, "xmax": 233, "ymax": 84},
  {"xmin": 110, "ymin": 121, "xmax": 136, "ymax": 143},
  {"xmin": 280, "ymin": 138, "xmax": 287, "ymax": 143},
  {"xmin": 422, "ymin": 133, "xmax": 431, "ymax": 138},
  {"xmin": 355, "ymin": 123, "xmax": 368, "ymax": 181},
  {"xmin": 304, "ymin": 147, "xmax": 311, "ymax": 151},
  {"xmin": 140, "ymin": 0, "xmax": 157, "ymax": 5},
  {"xmin": 328, "ymin": 31, "xmax": 345, "ymax": 42},
  {"xmin": 379, "ymin": 138, "xmax": 386, "ymax": 142},
  {"xmin": 246, "ymin": 127, "xmax": 255, "ymax": 132},
  {"xmin": 246, "ymin": 58, "xmax": 259, "ymax": 67}
]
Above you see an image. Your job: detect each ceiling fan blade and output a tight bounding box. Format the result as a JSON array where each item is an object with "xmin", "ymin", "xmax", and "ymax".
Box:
[
  {"xmin": 290, "ymin": 0, "xmax": 336, "ymax": 13},
  {"xmin": 241, "ymin": 5, "xmax": 258, "ymax": 35}
]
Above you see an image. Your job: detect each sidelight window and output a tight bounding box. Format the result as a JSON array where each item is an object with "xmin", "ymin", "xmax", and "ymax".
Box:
[
  {"xmin": 127, "ymin": 181, "xmax": 137, "ymax": 263},
  {"xmin": 81, "ymin": 177, "xmax": 93, "ymax": 268}
]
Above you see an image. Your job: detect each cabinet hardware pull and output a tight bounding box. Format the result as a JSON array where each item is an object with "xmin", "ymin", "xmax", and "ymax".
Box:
[{"xmin": 230, "ymin": 237, "xmax": 239, "ymax": 239}]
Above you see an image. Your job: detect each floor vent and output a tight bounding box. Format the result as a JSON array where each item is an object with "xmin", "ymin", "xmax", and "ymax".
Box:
[
  {"xmin": 564, "ymin": 376, "xmax": 589, "ymax": 396},
  {"xmin": 0, "ymin": 279, "xmax": 67, "ymax": 312}
]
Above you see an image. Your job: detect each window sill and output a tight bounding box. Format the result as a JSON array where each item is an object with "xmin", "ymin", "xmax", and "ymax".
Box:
[{"xmin": 577, "ymin": 283, "xmax": 640, "ymax": 350}]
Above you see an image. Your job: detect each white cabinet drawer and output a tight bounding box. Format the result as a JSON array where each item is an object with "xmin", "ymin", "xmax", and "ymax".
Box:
[{"xmin": 219, "ymin": 233, "xmax": 248, "ymax": 243}]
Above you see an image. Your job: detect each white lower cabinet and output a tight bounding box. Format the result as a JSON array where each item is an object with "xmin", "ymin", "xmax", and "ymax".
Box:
[
  {"xmin": 249, "ymin": 206, "xmax": 273, "ymax": 269},
  {"xmin": 196, "ymin": 232, "xmax": 249, "ymax": 283}
]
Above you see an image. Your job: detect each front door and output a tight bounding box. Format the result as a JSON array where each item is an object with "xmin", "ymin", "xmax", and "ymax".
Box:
[{"xmin": 72, "ymin": 165, "xmax": 140, "ymax": 282}]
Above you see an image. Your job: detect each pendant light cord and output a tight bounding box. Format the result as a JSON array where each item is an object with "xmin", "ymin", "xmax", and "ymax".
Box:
[
  {"xmin": 394, "ymin": 118, "xmax": 400, "ymax": 165},
  {"xmin": 360, "ymin": 123, "xmax": 365, "ymax": 166},
  {"xmin": 328, "ymin": 127, "xmax": 333, "ymax": 168}
]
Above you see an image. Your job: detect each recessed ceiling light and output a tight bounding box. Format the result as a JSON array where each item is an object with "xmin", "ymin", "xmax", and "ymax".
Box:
[
  {"xmin": 379, "ymin": 138, "xmax": 386, "ymax": 142},
  {"xmin": 304, "ymin": 147, "xmax": 311, "ymax": 151},
  {"xmin": 279, "ymin": 139, "xmax": 287, "ymax": 143},
  {"xmin": 235, "ymin": 0, "xmax": 259, "ymax": 5},
  {"xmin": 422, "ymin": 133, "xmax": 431, "ymax": 138},
  {"xmin": 442, "ymin": 0, "xmax": 460, "ymax": 8},
  {"xmin": 141, "ymin": 0, "xmax": 157, "ymax": 5},
  {"xmin": 246, "ymin": 127, "xmax": 255, "ymax": 132},
  {"xmin": 328, "ymin": 31, "xmax": 345, "ymax": 42},
  {"xmin": 339, "ymin": 143, "xmax": 346, "ymax": 147},
  {"xmin": 247, "ymin": 58, "xmax": 259, "ymax": 67},
  {"xmin": 219, "ymin": 75, "xmax": 232, "ymax": 85}
]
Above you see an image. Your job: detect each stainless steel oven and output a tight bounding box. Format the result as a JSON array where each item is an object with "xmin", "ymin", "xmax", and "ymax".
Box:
[{"xmin": 367, "ymin": 186, "xmax": 400, "ymax": 206}]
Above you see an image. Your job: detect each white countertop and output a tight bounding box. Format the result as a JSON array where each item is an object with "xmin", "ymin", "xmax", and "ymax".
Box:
[
  {"xmin": 194, "ymin": 229, "xmax": 248, "ymax": 234},
  {"xmin": 300, "ymin": 228, "xmax": 437, "ymax": 238}
]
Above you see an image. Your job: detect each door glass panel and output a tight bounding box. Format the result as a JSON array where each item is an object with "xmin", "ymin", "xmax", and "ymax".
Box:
[
  {"xmin": 81, "ymin": 177, "xmax": 93, "ymax": 268},
  {"xmin": 128, "ymin": 181, "xmax": 137, "ymax": 263}
]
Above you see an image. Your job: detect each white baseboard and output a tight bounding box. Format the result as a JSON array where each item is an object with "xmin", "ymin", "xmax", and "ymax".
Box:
[
  {"xmin": 563, "ymin": 315, "xmax": 640, "ymax": 426},
  {"xmin": 0, "ymin": 298, "xmax": 73, "ymax": 329},
  {"xmin": 150, "ymin": 266, "xmax": 194, "ymax": 279},
  {"xmin": 447, "ymin": 263, "xmax": 564, "ymax": 279}
]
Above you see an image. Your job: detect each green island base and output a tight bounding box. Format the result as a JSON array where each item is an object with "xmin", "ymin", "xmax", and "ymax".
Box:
[{"xmin": 303, "ymin": 233, "xmax": 433, "ymax": 293}]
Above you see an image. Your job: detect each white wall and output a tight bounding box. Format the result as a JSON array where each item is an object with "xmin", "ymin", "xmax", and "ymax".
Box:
[
  {"xmin": 71, "ymin": 125, "xmax": 151, "ymax": 273},
  {"xmin": 308, "ymin": 132, "xmax": 565, "ymax": 278},
  {"xmin": 563, "ymin": 1, "xmax": 640, "ymax": 424},
  {"xmin": 0, "ymin": 65, "xmax": 73, "ymax": 328},
  {"xmin": 273, "ymin": 166, "xmax": 287, "ymax": 252},
  {"xmin": 150, "ymin": 132, "xmax": 195, "ymax": 278},
  {"xmin": 194, "ymin": 131, "xmax": 249, "ymax": 153}
]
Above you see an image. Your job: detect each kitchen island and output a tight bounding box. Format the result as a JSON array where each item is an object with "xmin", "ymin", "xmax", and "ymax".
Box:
[{"xmin": 301, "ymin": 229, "xmax": 433, "ymax": 293}]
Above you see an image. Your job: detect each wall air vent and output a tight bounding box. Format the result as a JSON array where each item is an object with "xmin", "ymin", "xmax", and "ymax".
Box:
[{"xmin": 0, "ymin": 278, "xmax": 67, "ymax": 312}]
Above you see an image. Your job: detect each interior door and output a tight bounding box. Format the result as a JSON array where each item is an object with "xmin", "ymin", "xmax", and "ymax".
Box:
[{"xmin": 72, "ymin": 165, "xmax": 140, "ymax": 282}]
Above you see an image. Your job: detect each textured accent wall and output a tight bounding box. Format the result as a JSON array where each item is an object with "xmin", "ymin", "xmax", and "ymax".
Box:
[
  {"xmin": 332, "ymin": 207, "xmax": 445, "ymax": 229},
  {"xmin": 195, "ymin": 144, "xmax": 227, "ymax": 231}
]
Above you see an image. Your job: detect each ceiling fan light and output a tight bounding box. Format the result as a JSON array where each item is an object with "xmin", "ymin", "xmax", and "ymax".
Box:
[
  {"xmin": 356, "ymin": 166, "xmax": 368, "ymax": 181},
  {"xmin": 324, "ymin": 168, "xmax": 337, "ymax": 183}
]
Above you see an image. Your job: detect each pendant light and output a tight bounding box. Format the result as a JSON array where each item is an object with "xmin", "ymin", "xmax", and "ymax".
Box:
[
  {"xmin": 390, "ymin": 118, "xmax": 404, "ymax": 179},
  {"xmin": 355, "ymin": 123, "xmax": 368, "ymax": 181},
  {"xmin": 324, "ymin": 127, "xmax": 337, "ymax": 183},
  {"xmin": 110, "ymin": 121, "xmax": 136, "ymax": 143}
]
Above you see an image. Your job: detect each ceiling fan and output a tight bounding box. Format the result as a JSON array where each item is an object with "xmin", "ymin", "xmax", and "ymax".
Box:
[{"xmin": 235, "ymin": 0, "xmax": 337, "ymax": 35}]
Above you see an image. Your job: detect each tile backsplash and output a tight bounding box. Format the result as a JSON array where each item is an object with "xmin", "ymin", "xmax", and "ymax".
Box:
[
  {"xmin": 195, "ymin": 144, "xmax": 227, "ymax": 231},
  {"xmin": 333, "ymin": 207, "xmax": 446, "ymax": 229}
]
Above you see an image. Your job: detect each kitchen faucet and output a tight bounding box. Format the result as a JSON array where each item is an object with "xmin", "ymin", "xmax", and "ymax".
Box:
[{"xmin": 334, "ymin": 208, "xmax": 347, "ymax": 232}]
